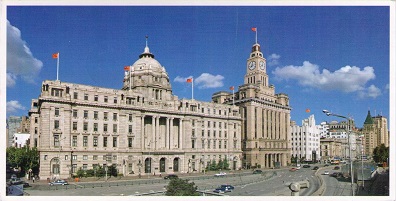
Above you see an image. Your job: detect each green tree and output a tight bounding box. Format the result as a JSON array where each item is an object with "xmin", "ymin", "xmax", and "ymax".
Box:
[
  {"xmin": 6, "ymin": 146, "xmax": 39, "ymax": 176},
  {"xmin": 165, "ymin": 178, "xmax": 199, "ymax": 196},
  {"xmin": 372, "ymin": 144, "xmax": 389, "ymax": 164},
  {"xmin": 217, "ymin": 158, "xmax": 230, "ymax": 170}
]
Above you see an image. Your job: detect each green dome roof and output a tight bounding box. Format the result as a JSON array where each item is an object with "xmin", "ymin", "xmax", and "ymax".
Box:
[{"xmin": 364, "ymin": 110, "xmax": 374, "ymax": 124}]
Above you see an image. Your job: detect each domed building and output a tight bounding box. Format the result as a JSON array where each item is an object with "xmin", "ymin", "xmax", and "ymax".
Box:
[{"xmin": 29, "ymin": 39, "xmax": 242, "ymax": 180}]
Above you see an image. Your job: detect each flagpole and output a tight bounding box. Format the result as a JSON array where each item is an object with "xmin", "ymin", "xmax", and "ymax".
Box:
[
  {"xmin": 192, "ymin": 78, "xmax": 194, "ymax": 100},
  {"xmin": 255, "ymin": 28, "xmax": 258, "ymax": 44},
  {"xmin": 56, "ymin": 53, "xmax": 60, "ymax": 80},
  {"xmin": 129, "ymin": 66, "xmax": 131, "ymax": 90},
  {"xmin": 232, "ymin": 88, "xmax": 235, "ymax": 106}
]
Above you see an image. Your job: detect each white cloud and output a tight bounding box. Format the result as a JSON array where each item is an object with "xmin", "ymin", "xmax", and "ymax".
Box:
[
  {"xmin": 272, "ymin": 61, "xmax": 380, "ymax": 98},
  {"xmin": 173, "ymin": 73, "xmax": 224, "ymax": 89},
  {"xmin": 358, "ymin": 85, "xmax": 382, "ymax": 99},
  {"xmin": 267, "ymin": 53, "xmax": 281, "ymax": 66},
  {"xmin": 7, "ymin": 20, "xmax": 43, "ymax": 87},
  {"xmin": 7, "ymin": 100, "xmax": 26, "ymax": 114}
]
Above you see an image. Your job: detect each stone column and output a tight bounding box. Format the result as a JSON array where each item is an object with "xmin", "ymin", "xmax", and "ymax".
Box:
[
  {"xmin": 170, "ymin": 118, "xmax": 174, "ymax": 149},
  {"xmin": 166, "ymin": 117, "xmax": 170, "ymax": 149},
  {"xmin": 179, "ymin": 118, "xmax": 183, "ymax": 149},
  {"xmin": 152, "ymin": 116, "xmax": 155, "ymax": 149},
  {"xmin": 141, "ymin": 115, "xmax": 145, "ymax": 149},
  {"xmin": 155, "ymin": 116, "xmax": 160, "ymax": 150}
]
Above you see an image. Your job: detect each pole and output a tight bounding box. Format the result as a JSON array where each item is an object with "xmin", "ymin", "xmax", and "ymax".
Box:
[
  {"xmin": 348, "ymin": 120, "xmax": 354, "ymax": 196},
  {"xmin": 56, "ymin": 53, "xmax": 60, "ymax": 80},
  {"xmin": 129, "ymin": 65, "xmax": 131, "ymax": 90},
  {"xmin": 192, "ymin": 78, "xmax": 194, "ymax": 100},
  {"xmin": 232, "ymin": 88, "xmax": 235, "ymax": 106},
  {"xmin": 255, "ymin": 28, "xmax": 258, "ymax": 44}
]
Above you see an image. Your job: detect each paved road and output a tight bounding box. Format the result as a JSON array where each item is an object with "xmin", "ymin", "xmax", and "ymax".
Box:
[{"xmin": 24, "ymin": 167, "xmax": 320, "ymax": 196}]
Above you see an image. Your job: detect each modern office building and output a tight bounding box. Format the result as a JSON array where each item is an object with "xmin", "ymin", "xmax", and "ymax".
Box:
[
  {"xmin": 212, "ymin": 40, "xmax": 291, "ymax": 169},
  {"xmin": 29, "ymin": 41, "xmax": 242, "ymax": 179},
  {"xmin": 290, "ymin": 115, "xmax": 321, "ymax": 162}
]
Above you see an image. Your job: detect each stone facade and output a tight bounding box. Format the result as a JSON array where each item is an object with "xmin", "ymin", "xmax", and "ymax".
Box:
[
  {"xmin": 362, "ymin": 110, "xmax": 389, "ymax": 157},
  {"xmin": 212, "ymin": 42, "xmax": 291, "ymax": 169},
  {"xmin": 29, "ymin": 42, "xmax": 242, "ymax": 179},
  {"xmin": 320, "ymin": 138, "xmax": 343, "ymax": 162}
]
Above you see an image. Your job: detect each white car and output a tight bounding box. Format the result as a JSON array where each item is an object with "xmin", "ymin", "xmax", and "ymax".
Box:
[
  {"xmin": 296, "ymin": 166, "xmax": 301, "ymax": 170},
  {"xmin": 324, "ymin": 171, "xmax": 329, "ymax": 175},
  {"xmin": 214, "ymin": 172, "xmax": 227, "ymax": 177}
]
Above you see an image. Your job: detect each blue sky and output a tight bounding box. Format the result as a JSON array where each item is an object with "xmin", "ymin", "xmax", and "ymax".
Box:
[{"xmin": 5, "ymin": 5, "xmax": 391, "ymax": 128}]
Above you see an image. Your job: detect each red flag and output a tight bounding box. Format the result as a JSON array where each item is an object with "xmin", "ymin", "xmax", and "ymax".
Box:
[
  {"xmin": 52, "ymin": 52, "xmax": 59, "ymax": 59},
  {"xmin": 305, "ymin": 108, "xmax": 311, "ymax": 113},
  {"xmin": 186, "ymin": 78, "xmax": 193, "ymax": 83},
  {"xmin": 230, "ymin": 86, "xmax": 234, "ymax": 90},
  {"xmin": 124, "ymin": 66, "xmax": 130, "ymax": 71},
  {"xmin": 251, "ymin": 27, "xmax": 257, "ymax": 32}
]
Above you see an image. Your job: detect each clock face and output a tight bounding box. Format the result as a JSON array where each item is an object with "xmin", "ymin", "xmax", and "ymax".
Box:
[
  {"xmin": 260, "ymin": 61, "xmax": 266, "ymax": 70},
  {"xmin": 248, "ymin": 61, "xmax": 256, "ymax": 70}
]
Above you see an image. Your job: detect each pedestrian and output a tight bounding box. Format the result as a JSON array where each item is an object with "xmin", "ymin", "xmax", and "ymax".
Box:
[
  {"xmin": 159, "ymin": 173, "xmax": 162, "ymax": 177},
  {"xmin": 32, "ymin": 176, "xmax": 35, "ymax": 183}
]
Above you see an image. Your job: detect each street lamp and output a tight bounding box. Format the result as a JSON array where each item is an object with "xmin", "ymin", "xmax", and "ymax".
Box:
[{"xmin": 323, "ymin": 110, "xmax": 355, "ymax": 196}]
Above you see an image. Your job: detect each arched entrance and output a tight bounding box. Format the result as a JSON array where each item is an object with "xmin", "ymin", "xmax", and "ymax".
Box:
[
  {"xmin": 233, "ymin": 156, "xmax": 238, "ymax": 170},
  {"xmin": 144, "ymin": 158, "xmax": 152, "ymax": 173},
  {"xmin": 160, "ymin": 158, "xmax": 166, "ymax": 173},
  {"xmin": 50, "ymin": 158, "xmax": 60, "ymax": 179},
  {"xmin": 173, "ymin": 158, "xmax": 179, "ymax": 172}
]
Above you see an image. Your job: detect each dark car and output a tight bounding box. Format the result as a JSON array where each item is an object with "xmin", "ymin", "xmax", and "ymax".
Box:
[
  {"xmin": 333, "ymin": 166, "xmax": 340, "ymax": 170},
  {"xmin": 253, "ymin": 169, "xmax": 263, "ymax": 174},
  {"xmin": 324, "ymin": 164, "xmax": 330, "ymax": 167},
  {"xmin": 303, "ymin": 165, "xmax": 311, "ymax": 168},
  {"xmin": 312, "ymin": 166, "xmax": 319, "ymax": 170},
  {"xmin": 164, "ymin": 174, "xmax": 178, "ymax": 180},
  {"xmin": 220, "ymin": 184, "xmax": 235, "ymax": 190},
  {"xmin": 330, "ymin": 172, "xmax": 343, "ymax": 178},
  {"xmin": 213, "ymin": 186, "xmax": 232, "ymax": 193}
]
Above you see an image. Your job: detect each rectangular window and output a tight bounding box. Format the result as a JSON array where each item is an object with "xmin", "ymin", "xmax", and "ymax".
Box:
[
  {"xmin": 72, "ymin": 164, "xmax": 77, "ymax": 173},
  {"xmin": 35, "ymin": 117, "xmax": 38, "ymax": 123},
  {"xmin": 83, "ymin": 122, "xmax": 88, "ymax": 131},
  {"xmin": 93, "ymin": 136, "xmax": 98, "ymax": 147},
  {"xmin": 35, "ymin": 127, "xmax": 38, "ymax": 134},
  {"xmin": 202, "ymin": 130, "xmax": 204, "ymax": 137},
  {"xmin": 214, "ymin": 122, "xmax": 216, "ymax": 128},
  {"xmin": 84, "ymin": 93, "xmax": 88, "ymax": 100},
  {"xmin": 54, "ymin": 120, "xmax": 59, "ymax": 129},
  {"xmin": 225, "ymin": 131, "xmax": 227, "ymax": 138},
  {"xmin": 84, "ymin": 110, "xmax": 88, "ymax": 118},
  {"xmin": 72, "ymin": 155, "xmax": 77, "ymax": 160},
  {"xmin": 192, "ymin": 139, "xmax": 195, "ymax": 149},
  {"xmin": 219, "ymin": 131, "xmax": 222, "ymax": 138},
  {"xmin": 54, "ymin": 135, "xmax": 59, "ymax": 147},
  {"xmin": 104, "ymin": 96, "xmax": 108, "ymax": 103},
  {"xmin": 73, "ymin": 92, "xmax": 78, "ymax": 99},
  {"xmin": 207, "ymin": 130, "xmax": 210, "ymax": 137},
  {"xmin": 208, "ymin": 121, "xmax": 210, "ymax": 128},
  {"xmin": 113, "ymin": 113, "xmax": 118, "ymax": 121},
  {"xmin": 129, "ymin": 114, "xmax": 132, "ymax": 121},
  {"xmin": 219, "ymin": 141, "xmax": 221, "ymax": 149},
  {"xmin": 202, "ymin": 140, "xmax": 205, "ymax": 149},
  {"xmin": 128, "ymin": 125, "xmax": 132, "ymax": 133},
  {"xmin": 128, "ymin": 163, "xmax": 132, "ymax": 173},
  {"xmin": 73, "ymin": 109, "xmax": 78, "ymax": 118},
  {"xmin": 113, "ymin": 155, "xmax": 117, "ymax": 161},
  {"xmin": 103, "ymin": 137, "xmax": 108, "ymax": 147},
  {"xmin": 113, "ymin": 124, "xmax": 117, "ymax": 133},
  {"xmin": 104, "ymin": 112, "xmax": 108, "ymax": 120},
  {"xmin": 113, "ymin": 137, "xmax": 117, "ymax": 147},
  {"xmin": 93, "ymin": 155, "xmax": 98, "ymax": 160},
  {"xmin": 213, "ymin": 140, "xmax": 216, "ymax": 149},
  {"xmin": 94, "ymin": 95, "xmax": 98, "ymax": 101},
  {"xmin": 72, "ymin": 136, "xmax": 77, "ymax": 147},
  {"xmin": 214, "ymin": 131, "xmax": 216, "ymax": 137},
  {"xmin": 83, "ymin": 136, "xmax": 88, "ymax": 147},
  {"xmin": 94, "ymin": 111, "xmax": 98, "ymax": 119},
  {"xmin": 83, "ymin": 155, "xmax": 88, "ymax": 160},
  {"xmin": 73, "ymin": 122, "xmax": 77, "ymax": 131},
  {"xmin": 55, "ymin": 108, "xmax": 59, "ymax": 116},
  {"xmin": 65, "ymin": 155, "xmax": 68, "ymax": 160},
  {"xmin": 114, "ymin": 97, "xmax": 117, "ymax": 103},
  {"xmin": 103, "ymin": 124, "xmax": 108, "ymax": 132},
  {"xmin": 219, "ymin": 122, "xmax": 222, "ymax": 128},
  {"xmin": 83, "ymin": 164, "xmax": 87, "ymax": 170},
  {"xmin": 93, "ymin": 123, "xmax": 98, "ymax": 132},
  {"xmin": 208, "ymin": 140, "xmax": 210, "ymax": 149},
  {"xmin": 128, "ymin": 138, "xmax": 133, "ymax": 148},
  {"xmin": 192, "ymin": 129, "xmax": 195, "ymax": 137},
  {"xmin": 224, "ymin": 140, "xmax": 227, "ymax": 149}
]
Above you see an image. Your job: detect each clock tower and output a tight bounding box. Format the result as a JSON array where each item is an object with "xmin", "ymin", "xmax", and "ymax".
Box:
[{"xmin": 244, "ymin": 43, "xmax": 269, "ymax": 87}]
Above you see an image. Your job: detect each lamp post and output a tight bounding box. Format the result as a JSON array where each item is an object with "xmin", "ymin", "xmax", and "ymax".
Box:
[
  {"xmin": 323, "ymin": 110, "xmax": 354, "ymax": 196},
  {"xmin": 56, "ymin": 136, "xmax": 66, "ymax": 179}
]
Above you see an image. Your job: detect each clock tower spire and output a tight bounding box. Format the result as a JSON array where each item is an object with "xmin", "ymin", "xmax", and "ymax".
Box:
[{"xmin": 244, "ymin": 40, "xmax": 269, "ymax": 87}]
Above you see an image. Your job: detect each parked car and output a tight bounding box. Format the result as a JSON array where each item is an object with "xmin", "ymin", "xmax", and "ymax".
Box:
[
  {"xmin": 220, "ymin": 184, "xmax": 235, "ymax": 190},
  {"xmin": 330, "ymin": 172, "xmax": 343, "ymax": 178},
  {"xmin": 296, "ymin": 166, "xmax": 301, "ymax": 170},
  {"xmin": 323, "ymin": 171, "xmax": 329, "ymax": 175},
  {"xmin": 333, "ymin": 166, "xmax": 340, "ymax": 170},
  {"xmin": 253, "ymin": 169, "xmax": 263, "ymax": 174},
  {"xmin": 213, "ymin": 185, "xmax": 232, "ymax": 193},
  {"xmin": 324, "ymin": 164, "xmax": 330, "ymax": 167},
  {"xmin": 164, "ymin": 174, "xmax": 178, "ymax": 180},
  {"xmin": 289, "ymin": 168, "xmax": 297, "ymax": 172},
  {"xmin": 312, "ymin": 166, "xmax": 319, "ymax": 170},
  {"xmin": 303, "ymin": 165, "xmax": 311, "ymax": 168},
  {"xmin": 214, "ymin": 172, "xmax": 227, "ymax": 177},
  {"xmin": 9, "ymin": 178, "xmax": 24, "ymax": 185},
  {"xmin": 49, "ymin": 179, "xmax": 68, "ymax": 186}
]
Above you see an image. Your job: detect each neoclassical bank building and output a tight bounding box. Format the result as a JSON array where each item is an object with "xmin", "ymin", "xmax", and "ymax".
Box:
[{"xmin": 29, "ymin": 41, "xmax": 243, "ymax": 179}]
